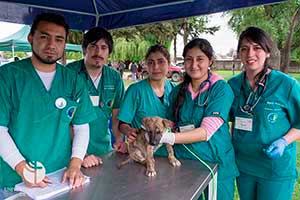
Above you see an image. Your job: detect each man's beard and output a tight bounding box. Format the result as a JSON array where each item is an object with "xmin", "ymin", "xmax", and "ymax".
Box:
[{"xmin": 32, "ymin": 48, "xmax": 62, "ymax": 64}]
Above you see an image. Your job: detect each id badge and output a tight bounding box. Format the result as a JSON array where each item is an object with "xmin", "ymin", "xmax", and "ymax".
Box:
[
  {"xmin": 89, "ymin": 95, "xmax": 99, "ymax": 106},
  {"xmin": 179, "ymin": 124, "xmax": 195, "ymax": 132},
  {"xmin": 234, "ymin": 117, "xmax": 253, "ymax": 132}
]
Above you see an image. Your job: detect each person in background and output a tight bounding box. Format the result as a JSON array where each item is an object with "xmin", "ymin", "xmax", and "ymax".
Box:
[
  {"xmin": 156, "ymin": 38, "xmax": 239, "ymax": 200},
  {"xmin": 118, "ymin": 44, "xmax": 174, "ymax": 143},
  {"xmin": 66, "ymin": 27, "xmax": 126, "ymax": 168},
  {"xmin": 129, "ymin": 61, "xmax": 138, "ymax": 81},
  {"xmin": 0, "ymin": 13, "xmax": 96, "ymax": 191},
  {"xmin": 118, "ymin": 61, "xmax": 125, "ymax": 79},
  {"xmin": 228, "ymin": 27, "xmax": 300, "ymax": 200}
]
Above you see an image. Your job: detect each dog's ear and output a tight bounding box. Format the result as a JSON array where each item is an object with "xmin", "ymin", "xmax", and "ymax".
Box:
[
  {"xmin": 142, "ymin": 117, "xmax": 150, "ymax": 127},
  {"xmin": 162, "ymin": 119, "xmax": 173, "ymax": 128}
]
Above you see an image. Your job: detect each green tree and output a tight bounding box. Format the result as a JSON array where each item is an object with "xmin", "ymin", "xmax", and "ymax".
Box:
[
  {"xmin": 67, "ymin": 30, "xmax": 83, "ymax": 44},
  {"xmin": 177, "ymin": 17, "xmax": 220, "ymax": 46},
  {"xmin": 227, "ymin": 0, "xmax": 300, "ymax": 72},
  {"xmin": 3, "ymin": 51, "xmax": 29, "ymax": 59},
  {"xmin": 110, "ymin": 17, "xmax": 217, "ymax": 63}
]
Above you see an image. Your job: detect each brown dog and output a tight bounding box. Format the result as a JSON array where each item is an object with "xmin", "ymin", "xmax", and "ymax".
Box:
[{"xmin": 118, "ymin": 116, "xmax": 181, "ymax": 177}]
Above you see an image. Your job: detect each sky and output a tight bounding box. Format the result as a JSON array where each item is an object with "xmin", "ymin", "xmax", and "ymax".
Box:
[
  {"xmin": 170, "ymin": 12, "xmax": 238, "ymax": 58},
  {"xmin": 0, "ymin": 21, "xmax": 24, "ymax": 39},
  {"xmin": 0, "ymin": 12, "xmax": 238, "ymax": 57},
  {"xmin": 200, "ymin": 12, "xmax": 238, "ymax": 55}
]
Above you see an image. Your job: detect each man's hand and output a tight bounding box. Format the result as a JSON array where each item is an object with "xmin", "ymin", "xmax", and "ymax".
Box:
[
  {"xmin": 82, "ymin": 154, "xmax": 103, "ymax": 168},
  {"xmin": 62, "ymin": 158, "xmax": 85, "ymax": 189},
  {"xmin": 113, "ymin": 137, "xmax": 128, "ymax": 153},
  {"xmin": 15, "ymin": 161, "xmax": 51, "ymax": 188}
]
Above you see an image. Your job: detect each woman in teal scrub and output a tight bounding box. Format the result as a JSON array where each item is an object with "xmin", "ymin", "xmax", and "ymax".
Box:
[
  {"xmin": 228, "ymin": 27, "xmax": 300, "ymax": 200},
  {"xmin": 118, "ymin": 45, "xmax": 174, "ymax": 141},
  {"xmin": 158, "ymin": 38, "xmax": 239, "ymax": 200}
]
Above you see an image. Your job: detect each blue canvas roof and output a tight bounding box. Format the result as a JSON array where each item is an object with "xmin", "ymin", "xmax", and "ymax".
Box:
[{"xmin": 0, "ymin": 0, "xmax": 287, "ymax": 30}]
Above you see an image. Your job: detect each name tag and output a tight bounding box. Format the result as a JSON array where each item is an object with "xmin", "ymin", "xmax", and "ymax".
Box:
[
  {"xmin": 179, "ymin": 124, "xmax": 195, "ymax": 132},
  {"xmin": 89, "ymin": 95, "xmax": 99, "ymax": 106},
  {"xmin": 235, "ymin": 117, "xmax": 253, "ymax": 132}
]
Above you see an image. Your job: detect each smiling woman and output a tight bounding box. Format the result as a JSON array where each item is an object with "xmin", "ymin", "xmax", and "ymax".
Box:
[{"xmin": 229, "ymin": 27, "xmax": 300, "ymax": 200}]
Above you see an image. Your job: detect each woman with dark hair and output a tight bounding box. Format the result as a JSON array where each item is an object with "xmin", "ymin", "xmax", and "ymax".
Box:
[
  {"xmin": 157, "ymin": 38, "xmax": 238, "ymax": 200},
  {"xmin": 228, "ymin": 27, "xmax": 300, "ymax": 200},
  {"xmin": 118, "ymin": 44, "xmax": 175, "ymax": 143}
]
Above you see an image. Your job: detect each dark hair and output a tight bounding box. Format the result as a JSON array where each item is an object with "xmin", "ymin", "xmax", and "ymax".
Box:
[
  {"xmin": 183, "ymin": 38, "xmax": 214, "ymax": 61},
  {"xmin": 30, "ymin": 13, "xmax": 69, "ymax": 37},
  {"xmin": 174, "ymin": 38, "xmax": 214, "ymax": 122},
  {"xmin": 237, "ymin": 27, "xmax": 273, "ymax": 79},
  {"xmin": 145, "ymin": 44, "xmax": 170, "ymax": 63},
  {"xmin": 82, "ymin": 26, "xmax": 113, "ymax": 54},
  {"xmin": 237, "ymin": 27, "xmax": 273, "ymax": 55}
]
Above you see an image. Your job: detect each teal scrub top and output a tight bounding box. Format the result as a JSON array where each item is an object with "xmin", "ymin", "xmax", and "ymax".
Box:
[
  {"xmin": 0, "ymin": 58, "xmax": 96, "ymax": 188},
  {"xmin": 158, "ymin": 79, "xmax": 239, "ymax": 180},
  {"xmin": 118, "ymin": 79, "xmax": 174, "ymax": 128},
  {"xmin": 229, "ymin": 70, "xmax": 300, "ymax": 180},
  {"xmin": 66, "ymin": 60, "xmax": 125, "ymax": 156}
]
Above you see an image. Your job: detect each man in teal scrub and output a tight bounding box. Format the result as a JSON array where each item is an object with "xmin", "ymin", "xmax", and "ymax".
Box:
[
  {"xmin": 0, "ymin": 13, "xmax": 96, "ymax": 191},
  {"xmin": 66, "ymin": 27, "xmax": 125, "ymax": 168}
]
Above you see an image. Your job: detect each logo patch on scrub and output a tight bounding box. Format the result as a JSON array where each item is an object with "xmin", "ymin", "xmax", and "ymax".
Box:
[
  {"xmin": 106, "ymin": 99, "xmax": 114, "ymax": 108},
  {"xmin": 66, "ymin": 106, "xmax": 77, "ymax": 119},
  {"xmin": 267, "ymin": 113, "xmax": 278, "ymax": 123}
]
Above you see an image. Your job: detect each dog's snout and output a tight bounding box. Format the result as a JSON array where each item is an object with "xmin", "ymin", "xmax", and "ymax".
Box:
[{"xmin": 148, "ymin": 131, "xmax": 162, "ymax": 146}]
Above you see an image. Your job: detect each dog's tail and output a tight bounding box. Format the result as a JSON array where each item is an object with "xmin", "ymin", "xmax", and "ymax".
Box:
[{"xmin": 117, "ymin": 156, "xmax": 133, "ymax": 169}]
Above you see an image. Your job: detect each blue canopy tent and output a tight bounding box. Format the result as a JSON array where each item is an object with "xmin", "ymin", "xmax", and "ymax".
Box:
[
  {"xmin": 0, "ymin": 0, "xmax": 287, "ymax": 31},
  {"xmin": 0, "ymin": 25, "xmax": 82, "ymax": 57}
]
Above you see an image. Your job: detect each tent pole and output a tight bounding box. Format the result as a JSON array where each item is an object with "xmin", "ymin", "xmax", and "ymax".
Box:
[{"xmin": 12, "ymin": 45, "xmax": 15, "ymax": 59}]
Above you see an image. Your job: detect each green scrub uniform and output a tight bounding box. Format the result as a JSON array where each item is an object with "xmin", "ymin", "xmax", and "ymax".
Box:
[
  {"xmin": 118, "ymin": 79, "xmax": 174, "ymax": 128},
  {"xmin": 229, "ymin": 70, "xmax": 300, "ymax": 200},
  {"xmin": 0, "ymin": 58, "xmax": 96, "ymax": 188},
  {"xmin": 66, "ymin": 60, "xmax": 124, "ymax": 156},
  {"xmin": 157, "ymin": 79, "xmax": 239, "ymax": 200}
]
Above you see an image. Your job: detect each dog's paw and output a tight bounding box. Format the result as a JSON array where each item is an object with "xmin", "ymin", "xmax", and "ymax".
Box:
[
  {"xmin": 145, "ymin": 169, "xmax": 157, "ymax": 177},
  {"xmin": 169, "ymin": 158, "xmax": 181, "ymax": 167}
]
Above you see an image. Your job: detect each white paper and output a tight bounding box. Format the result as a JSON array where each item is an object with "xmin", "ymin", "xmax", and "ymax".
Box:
[{"xmin": 14, "ymin": 168, "xmax": 90, "ymax": 200}]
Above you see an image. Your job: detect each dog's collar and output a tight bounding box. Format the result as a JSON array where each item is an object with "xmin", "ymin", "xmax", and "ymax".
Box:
[
  {"xmin": 140, "ymin": 124, "xmax": 147, "ymax": 131},
  {"xmin": 164, "ymin": 127, "xmax": 172, "ymax": 134}
]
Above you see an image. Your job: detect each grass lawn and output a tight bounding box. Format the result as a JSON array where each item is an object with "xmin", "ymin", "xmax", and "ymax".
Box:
[{"xmin": 123, "ymin": 70, "xmax": 300, "ymax": 199}]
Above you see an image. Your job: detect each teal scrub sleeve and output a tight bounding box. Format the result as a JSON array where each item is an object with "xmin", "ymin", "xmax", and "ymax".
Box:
[
  {"xmin": 166, "ymin": 86, "xmax": 180, "ymax": 122},
  {"xmin": 287, "ymin": 80, "xmax": 300, "ymax": 129},
  {"xmin": 112, "ymin": 75, "xmax": 125, "ymax": 109},
  {"xmin": 0, "ymin": 68, "xmax": 12, "ymax": 126},
  {"xmin": 118, "ymin": 84, "xmax": 140, "ymax": 124},
  {"xmin": 71, "ymin": 75, "xmax": 97, "ymax": 125},
  {"xmin": 204, "ymin": 80, "xmax": 234, "ymax": 122}
]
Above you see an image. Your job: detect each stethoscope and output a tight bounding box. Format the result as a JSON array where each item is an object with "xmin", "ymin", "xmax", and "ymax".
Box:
[
  {"xmin": 175, "ymin": 73, "xmax": 212, "ymax": 131},
  {"xmin": 195, "ymin": 72, "xmax": 212, "ymax": 107},
  {"xmin": 240, "ymin": 71, "xmax": 269, "ymax": 115}
]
